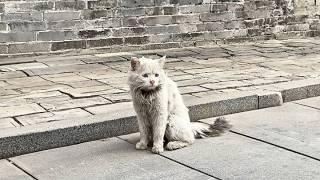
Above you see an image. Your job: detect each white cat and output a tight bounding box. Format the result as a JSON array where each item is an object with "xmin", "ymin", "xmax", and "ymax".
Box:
[{"xmin": 128, "ymin": 56, "xmax": 231, "ymax": 154}]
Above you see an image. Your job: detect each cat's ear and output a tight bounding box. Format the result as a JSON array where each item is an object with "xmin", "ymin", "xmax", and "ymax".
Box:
[
  {"xmin": 131, "ymin": 57, "xmax": 140, "ymax": 71},
  {"xmin": 158, "ymin": 56, "xmax": 166, "ymax": 68}
]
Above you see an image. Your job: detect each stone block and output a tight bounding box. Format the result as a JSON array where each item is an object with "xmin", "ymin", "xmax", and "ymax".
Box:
[
  {"xmin": 40, "ymin": 97, "xmax": 110, "ymax": 111},
  {"xmin": 255, "ymin": 90, "xmax": 283, "ymax": 109},
  {"xmin": 1, "ymin": 12, "xmax": 43, "ymax": 21},
  {"xmin": 87, "ymin": 37, "xmax": 123, "ymax": 48},
  {"xmin": 8, "ymin": 22, "xmax": 46, "ymax": 32},
  {"xmin": 0, "ymin": 44, "xmax": 7, "ymax": 54},
  {"xmin": 37, "ymin": 31, "xmax": 77, "ymax": 41},
  {"xmin": 171, "ymin": 0, "xmax": 203, "ymax": 5},
  {"xmin": 44, "ymin": 11, "xmax": 81, "ymax": 21},
  {"xmin": 0, "ymin": 22, "xmax": 7, "ymax": 31},
  {"xmin": 112, "ymin": 27, "xmax": 146, "ymax": 36},
  {"xmin": 122, "ymin": 17, "xmax": 139, "ymax": 27},
  {"xmin": 142, "ymin": 42, "xmax": 180, "ymax": 50},
  {"xmin": 47, "ymin": 20, "xmax": 83, "ymax": 30},
  {"xmin": 4, "ymin": 2, "xmax": 54, "ymax": 13},
  {"xmin": 0, "ymin": 118, "xmax": 19, "ymax": 129},
  {"xmin": 0, "ymin": 104, "xmax": 45, "ymax": 119},
  {"xmin": 186, "ymin": 92, "xmax": 258, "ymax": 121},
  {"xmin": 179, "ymin": 4, "xmax": 211, "ymax": 14},
  {"xmin": 78, "ymin": 29, "xmax": 111, "ymax": 39},
  {"xmin": 200, "ymin": 12, "xmax": 236, "ymax": 22},
  {"xmin": 55, "ymin": 1, "xmax": 86, "ymax": 10},
  {"xmin": 117, "ymin": 7, "xmax": 145, "ymax": 17},
  {"xmin": 148, "ymin": 34, "xmax": 171, "ymax": 43},
  {"xmin": 172, "ymin": 14, "xmax": 200, "ymax": 24},
  {"xmin": 81, "ymin": 9, "xmax": 114, "ymax": 20},
  {"xmin": 17, "ymin": 108, "xmax": 92, "ymax": 126},
  {"xmin": 145, "ymin": 25, "xmax": 181, "ymax": 34},
  {"xmin": 51, "ymin": 40, "xmax": 86, "ymax": 51},
  {"xmin": 8, "ymin": 42, "xmax": 50, "ymax": 54},
  {"xmin": 120, "ymin": 0, "xmax": 154, "ymax": 7},
  {"xmin": 124, "ymin": 36, "xmax": 149, "ymax": 45},
  {"xmin": 139, "ymin": 15, "xmax": 172, "ymax": 26},
  {"xmin": 88, "ymin": 0, "xmax": 117, "ymax": 9},
  {"xmin": 197, "ymin": 22, "xmax": 224, "ymax": 31}
]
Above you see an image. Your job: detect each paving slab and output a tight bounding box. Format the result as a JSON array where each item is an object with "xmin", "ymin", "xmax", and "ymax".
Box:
[
  {"xmin": 0, "ymin": 160, "xmax": 33, "ymax": 180},
  {"xmin": 10, "ymin": 138, "xmax": 211, "ymax": 180},
  {"xmin": 294, "ymin": 96, "xmax": 320, "ymax": 109},
  {"xmin": 121, "ymin": 132, "xmax": 320, "ymax": 180},
  {"xmin": 201, "ymin": 99, "xmax": 320, "ymax": 160}
]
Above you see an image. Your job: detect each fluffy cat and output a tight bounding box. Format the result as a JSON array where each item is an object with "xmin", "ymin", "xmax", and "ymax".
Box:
[{"xmin": 128, "ymin": 56, "xmax": 231, "ymax": 154}]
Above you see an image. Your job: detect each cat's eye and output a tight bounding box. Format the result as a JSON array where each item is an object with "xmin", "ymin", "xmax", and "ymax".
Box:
[
  {"xmin": 155, "ymin": 73, "xmax": 159, "ymax": 77},
  {"xmin": 142, "ymin": 74, "xmax": 148, "ymax": 78}
]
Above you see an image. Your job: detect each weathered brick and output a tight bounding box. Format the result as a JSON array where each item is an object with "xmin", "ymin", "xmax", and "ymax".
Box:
[
  {"xmin": 171, "ymin": 32, "xmax": 205, "ymax": 41},
  {"xmin": 200, "ymin": 12, "xmax": 237, "ymax": 22},
  {"xmin": 78, "ymin": 29, "xmax": 111, "ymax": 39},
  {"xmin": 145, "ymin": 25, "xmax": 181, "ymax": 34},
  {"xmin": 37, "ymin": 31, "xmax": 77, "ymax": 41},
  {"xmin": 0, "ymin": 3, "xmax": 4, "ymax": 13},
  {"xmin": 286, "ymin": 24, "xmax": 310, "ymax": 31},
  {"xmin": 122, "ymin": 17, "xmax": 139, "ymax": 27},
  {"xmin": 0, "ymin": 44, "xmax": 8, "ymax": 54},
  {"xmin": 113, "ymin": 27, "xmax": 146, "ymax": 36},
  {"xmin": 210, "ymin": 4, "xmax": 228, "ymax": 13},
  {"xmin": 120, "ymin": 0, "xmax": 154, "ymax": 7},
  {"xmin": 171, "ymin": 0, "xmax": 203, "ymax": 5},
  {"xmin": 124, "ymin": 36, "xmax": 150, "ymax": 45},
  {"xmin": 81, "ymin": 10, "xmax": 114, "ymax": 20},
  {"xmin": 44, "ymin": 11, "xmax": 81, "ymax": 21},
  {"xmin": 88, "ymin": 0, "xmax": 117, "ymax": 9},
  {"xmin": 0, "ymin": 32, "xmax": 36, "ymax": 43},
  {"xmin": 149, "ymin": 34, "xmax": 171, "ymax": 43},
  {"xmin": 51, "ymin": 40, "xmax": 86, "ymax": 51},
  {"xmin": 139, "ymin": 15, "xmax": 172, "ymax": 25},
  {"xmin": 197, "ymin": 22, "xmax": 224, "ymax": 31},
  {"xmin": 47, "ymin": 20, "xmax": 83, "ymax": 30},
  {"xmin": 142, "ymin": 42, "xmax": 180, "ymax": 50},
  {"xmin": 55, "ymin": 1, "xmax": 86, "ymax": 10},
  {"xmin": 1, "ymin": 12, "xmax": 43, "ymax": 21},
  {"xmin": 4, "ymin": 2, "xmax": 54, "ymax": 12},
  {"xmin": 90, "ymin": 18, "xmax": 121, "ymax": 28},
  {"xmin": 0, "ymin": 22, "xmax": 7, "ymax": 31},
  {"xmin": 8, "ymin": 22, "xmax": 46, "ymax": 32},
  {"xmin": 164, "ymin": 6, "xmax": 178, "ymax": 15},
  {"xmin": 8, "ymin": 42, "xmax": 50, "ymax": 54},
  {"xmin": 155, "ymin": 0, "xmax": 171, "ymax": 6},
  {"xmin": 179, "ymin": 4, "xmax": 211, "ymax": 14},
  {"xmin": 224, "ymin": 21, "xmax": 245, "ymax": 30},
  {"xmin": 87, "ymin": 38, "xmax": 123, "ymax": 48},
  {"xmin": 172, "ymin": 14, "xmax": 200, "ymax": 24},
  {"xmin": 117, "ymin": 7, "xmax": 145, "ymax": 17}
]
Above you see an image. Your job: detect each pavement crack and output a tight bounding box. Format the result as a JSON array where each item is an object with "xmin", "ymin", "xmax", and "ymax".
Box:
[
  {"xmin": 6, "ymin": 159, "xmax": 39, "ymax": 180},
  {"xmin": 229, "ymin": 130, "xmax": 320, "ymax": 162}
]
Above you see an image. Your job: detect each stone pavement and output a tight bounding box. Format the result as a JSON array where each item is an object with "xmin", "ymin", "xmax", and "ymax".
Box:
[
  {"xmin": 2, "ymin": 96, "xmax": 320, "ymax": 180},
  {"xmin": 1, "ymin": 38, "xmax": 320, "ymax": 130}
]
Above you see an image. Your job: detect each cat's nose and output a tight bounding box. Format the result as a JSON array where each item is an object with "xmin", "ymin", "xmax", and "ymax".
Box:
[{"xmin": 150, "ymin": 80, "xmax": 155, "ymax": 85}]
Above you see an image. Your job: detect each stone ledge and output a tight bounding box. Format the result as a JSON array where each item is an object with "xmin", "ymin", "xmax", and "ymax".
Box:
[{"xmin": 1, "ymin": 79, "xmax": 320, "ymax": 158}]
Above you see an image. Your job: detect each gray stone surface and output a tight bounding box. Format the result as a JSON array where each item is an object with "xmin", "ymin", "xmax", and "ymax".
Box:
[
  {"xmin": 161, "ymin": 133, "xmax": 320, "ymax": 179},
  {"xmin": 0, "ymin": 160, "xmax": 33, "ymax": 180},
  {"xmin": 10, "ymin": 138, "xmax": 210, "ymax": 180},
  {"xmin": 202, "ymin": 102, "xmax": 320, "ymax": 159},
  {"xmin": 295, "ymin": 96, "xmax": 320, "ymax": 109}
]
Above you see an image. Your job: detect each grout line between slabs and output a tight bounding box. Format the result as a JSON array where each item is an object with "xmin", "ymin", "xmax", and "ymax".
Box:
[
  {"xmin": 116, "ymin": 137, "xmax": 222, "ymax": 180},
  {"xmin": 229, "ymin": 130, "xmax": 320, "ymax": 162},
  {"xmin": 292, "ymin": 102, "xmax": 320, "ymax": 111},
  {"xmin": 6, "ymin": 159, "xmax": 39, "ymax": 180}
]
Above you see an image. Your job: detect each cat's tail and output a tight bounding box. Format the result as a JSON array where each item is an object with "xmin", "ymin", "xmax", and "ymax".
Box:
[{"xmin": 191, "ymin": 117, "xmax": 232, "ymax": 138}]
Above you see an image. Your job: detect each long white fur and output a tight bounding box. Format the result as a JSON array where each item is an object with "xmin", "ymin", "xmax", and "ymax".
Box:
[{"xmin": 128, "ymin": 56, "xmax": 217, "ymax": 153}]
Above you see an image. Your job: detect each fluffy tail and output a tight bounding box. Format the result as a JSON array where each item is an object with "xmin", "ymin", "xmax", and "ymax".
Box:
[{"xmin": 191, "ymin": 117, "xmax": 232, "ymax": 138}]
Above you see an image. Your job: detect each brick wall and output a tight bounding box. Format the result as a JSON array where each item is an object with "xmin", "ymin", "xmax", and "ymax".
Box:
[{"xmin": 0, "ymin": 0, "xmax": 318, "ymax": 55}]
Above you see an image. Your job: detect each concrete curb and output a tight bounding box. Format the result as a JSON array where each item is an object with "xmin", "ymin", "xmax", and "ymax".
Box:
[{"xmin": 0, "ymin": 78, "xmax": 320, "ymax": 159}]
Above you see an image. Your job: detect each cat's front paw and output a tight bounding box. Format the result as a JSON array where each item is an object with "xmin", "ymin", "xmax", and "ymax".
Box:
[
  {"xmin": 151, "ymin": 145, "xmax": 164, "ymax": 154},
  {"xmin": 136, "ymin": 142, "xmax": 148, "ymax": 150}
]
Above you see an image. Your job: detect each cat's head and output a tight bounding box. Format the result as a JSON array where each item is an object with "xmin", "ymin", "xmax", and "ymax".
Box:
[{"xmin": 128, "ymin": 56, "xmax": 166, "ymax": 91}]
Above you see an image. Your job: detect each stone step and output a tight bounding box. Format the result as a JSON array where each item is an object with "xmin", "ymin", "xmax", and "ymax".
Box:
[{"xmin": 1, "ymin": 78, "xmax": 320, "ymax": 159}]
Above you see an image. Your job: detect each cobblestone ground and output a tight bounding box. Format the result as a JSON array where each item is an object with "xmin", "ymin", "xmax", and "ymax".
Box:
[{"xmin": 1, "ymin": 38, "xmax": 320, "ymax": 129}]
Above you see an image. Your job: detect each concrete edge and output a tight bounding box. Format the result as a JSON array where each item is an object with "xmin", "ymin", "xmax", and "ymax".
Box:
[{"xmin": 0, "ymin": 78, "xmax": 320, "ymax": 159}]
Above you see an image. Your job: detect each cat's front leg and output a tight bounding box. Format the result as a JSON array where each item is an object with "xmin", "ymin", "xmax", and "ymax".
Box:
[
  {"xmin": 136, "ymin": 114, "xmax": 151, "ymax": 150},
  {"xmin": 152, "ymin": 111, "xmax": 168, "ymax": 154}
]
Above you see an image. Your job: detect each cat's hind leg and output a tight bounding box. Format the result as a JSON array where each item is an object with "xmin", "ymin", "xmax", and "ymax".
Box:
[{"xmin": 165, "ymin": 115, "xmax": 195, "ymax": 151}]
